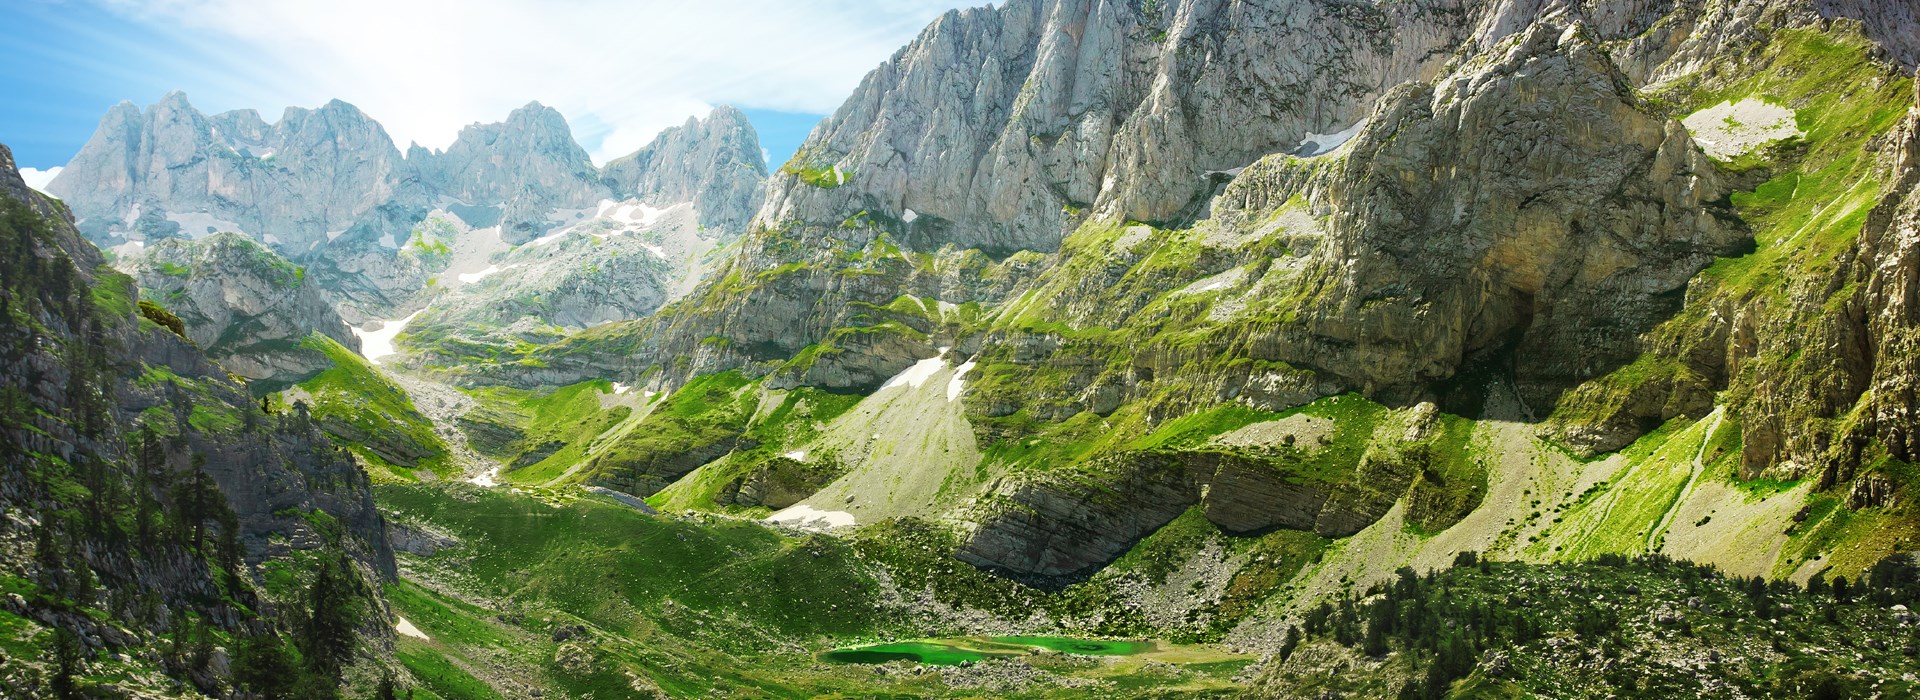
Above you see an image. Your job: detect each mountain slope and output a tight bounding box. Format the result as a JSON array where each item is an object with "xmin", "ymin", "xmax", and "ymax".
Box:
[
  {"xmin": 459, "ymin": 0, "xmax": 1920, "ymax": 598},
  {"xmin": 0, "ymin": 143, "xmax": 395, "ymax": 697}
]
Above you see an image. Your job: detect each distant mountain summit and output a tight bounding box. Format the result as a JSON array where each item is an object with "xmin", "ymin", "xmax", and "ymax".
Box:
[
  {"xmin": 49, "ymin": 93, "xmax": 770, "ymax": 362},
  {"xmin": 50, "ymin": 93, "xmax": 767, "ymax": 256}
]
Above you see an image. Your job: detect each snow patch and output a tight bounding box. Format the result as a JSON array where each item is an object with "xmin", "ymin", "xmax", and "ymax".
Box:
[
  {"xmin": 947, "ymin": 361, "xmax": 976, "ymax": 402},
  {"xmin": 351, "ymin": 311, "xmax": 421, "ymax": 365},
  {"xmin": 165, "ymin": 212, "xmax": 243, "ymax": 239},
  {"xmin": 379, "ymin": 233, "xmax": 399, "ymax": 249},
  {"xmin": 640, "ymin": 242, "xmax": 667, "ymax": 258},
  {"xmin": 880, "ymin": 348, "xmax": 950, "ymax": 391},
  {"xmin": 766, "ymin": 505, "xmax": 856, "ymax": 530},
  {"xmin": 902, "ymin": 208, "xmax": 918, "ymax": 223},
  {"xmin": 110, "ymin": 240, "xmax": 146, "ymax": 258},
  {"xmin": 467, "ymin": 466, "xmax": 499, "ymax": 488},
  {"xmin": 326, "ymin": 229, "xmax": 345, "ymax": 242},
  {"xmin": 395, "ymin": 616, "xmax": 429, "ymax": 640},
  {"xmin": 1173, "ymin": 266, "xmax": 1247, "ymax": 296},
  {"xmin": 783, "ymin": 450, "xmax": 808, "ymax": 461},
  {"xmin": 611, "ymin": 382, "xmax": 632, "ymax": 395},
  {"xmin": 1298, "ymin": 118, "xmax": 1369, "ymax": 156},
  {"xmin": 1682, "ymin": 98, "xmax": 1802, "ymax": 160},
  {"xmin": 832, "ymin": 166, "xmax": 845, "ymax": 186},
  {"xmin": 457, "ymin": 264, "xmax": 503, "ymax": 284}
]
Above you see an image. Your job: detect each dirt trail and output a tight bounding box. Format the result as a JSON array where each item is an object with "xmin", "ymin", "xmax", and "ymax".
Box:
[{"xmin": 1647, "ymin": 408, "xmax": 1723, "ymax": 551}]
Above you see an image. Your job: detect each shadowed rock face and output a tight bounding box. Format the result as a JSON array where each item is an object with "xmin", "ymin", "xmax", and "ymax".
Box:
[{"xmin": 954, "ymin": 444, "xmax": 1425, "ymax": 583}]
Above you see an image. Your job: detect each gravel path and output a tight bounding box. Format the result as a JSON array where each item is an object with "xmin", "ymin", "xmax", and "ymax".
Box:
[{"xmin": 385, "ymin": 369, "xmax": 502, "ymax": 486}]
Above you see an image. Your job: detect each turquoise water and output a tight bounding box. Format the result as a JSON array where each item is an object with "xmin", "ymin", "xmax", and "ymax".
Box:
[{"xmin": 820, "ymin": 636, "xmax": 1155, "ymax": 665}]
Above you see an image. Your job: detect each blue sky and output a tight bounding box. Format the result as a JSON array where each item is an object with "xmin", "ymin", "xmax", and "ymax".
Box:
[{"xmin": 0, "ymin": 0, "xmax": 965, "ymax": 174}]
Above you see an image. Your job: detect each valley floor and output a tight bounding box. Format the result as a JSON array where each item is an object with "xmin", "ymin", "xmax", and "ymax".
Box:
[{"xmin": 346, "ymin": 365, "xmax": 1919, "ymax": 699}]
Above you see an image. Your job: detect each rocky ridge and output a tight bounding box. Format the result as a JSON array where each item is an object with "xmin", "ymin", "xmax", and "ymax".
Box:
[
  {"xmin": 121, "ymin": 232, "xmax": 359, "ymax": 387},
  {"xmin": 49, "ymin": 97, "xmax": 769, "ymax": 348}
]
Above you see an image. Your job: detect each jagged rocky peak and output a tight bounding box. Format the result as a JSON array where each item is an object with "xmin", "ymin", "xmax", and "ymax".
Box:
[
  {"xmin": 603, "ymin": 105, "xmax": 768, "ymax": 231},
  {"xmin": 754, "ymin": 0, "xmax": 1475, "ymax": 254},
  {"xmin": 48, "ymin": 91, "xmax": 406, "ymax": 257},
  {"xmin": 122, "ymin": 231, "xmax": 359, "ymax": 386},
  {"xmin": 414, "ymin": 101, "xmax": 606, "ymax": 243}
]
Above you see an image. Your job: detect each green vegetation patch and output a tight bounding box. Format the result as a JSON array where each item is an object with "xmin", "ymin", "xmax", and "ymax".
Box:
[
  {"xmin": 291, "ymin": 334, "xmax": 451, "ymax": 479},
  {"xmin": 465, "ymin": 380, "xmax": 635, "ymax": 486},
  {"xmin": 581, "ymin": 371, "xmax": 759, "ymax": 494}
]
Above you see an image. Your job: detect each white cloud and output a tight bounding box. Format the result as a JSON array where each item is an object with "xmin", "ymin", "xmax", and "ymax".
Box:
[
  {"xmin": 19, "ymin": 167, "xmax": 63, "ymax": 193},
  {"xmin": 90, "ymin": 0, "xmax": 965, "ymax": 164}
]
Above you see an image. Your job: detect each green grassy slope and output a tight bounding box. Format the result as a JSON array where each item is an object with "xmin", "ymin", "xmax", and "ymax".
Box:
[{"xmin": 285, "ymin": 334, "xmax": 452, "ymax": 481}]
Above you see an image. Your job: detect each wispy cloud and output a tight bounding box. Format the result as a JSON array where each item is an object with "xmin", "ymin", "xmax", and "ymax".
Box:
[{"xmin": 86, "ymin": 0, "xmax": 963, "ymax": 163}]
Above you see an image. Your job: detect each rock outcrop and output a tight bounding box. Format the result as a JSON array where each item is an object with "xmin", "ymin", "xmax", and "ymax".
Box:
[
  {"xmin": 604, "ymin": 105, "xmax": 768, "ymax": 232},
  {"xmin": 123, "ymin": 232, "xmax": 359, "ymax": 386}
]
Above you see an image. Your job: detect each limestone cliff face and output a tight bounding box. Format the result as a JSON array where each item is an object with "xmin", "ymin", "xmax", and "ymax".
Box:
[
  {"xmin": 756, "ymin": 0, "xmax": 1468, "ymax": 255},
  {"xmin": 1201, "ymin": 20, "xmax": 1743, "ymax": 410},
  {"xmin": 411, "ymin": 102, "xmax": 607, "ymax": 244},
  {"xmin": 123, "ymin": 232, "xmax": 359, "ymax": 386},
  {"xmin": 48, "ymin": 92, "xmax": 409, "ymax": 256},
  {"xmin": 604, "ymin": 105, "xmax": 768, "ymax": 232}
]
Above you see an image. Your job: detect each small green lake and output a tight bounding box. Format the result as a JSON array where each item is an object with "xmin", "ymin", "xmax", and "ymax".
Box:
[{"xmin": 820, "ymin": 636, "xmax": 1155, "ymax": 665}]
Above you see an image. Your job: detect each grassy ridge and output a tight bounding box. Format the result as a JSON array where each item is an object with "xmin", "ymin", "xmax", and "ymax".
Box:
[
  {"xmin": 289, "ymin": 334, "xmax": 452, "ymax": 480},
  {"xmin": 465, "ymin": 380, "xmax": 639, "ymax": 485}
]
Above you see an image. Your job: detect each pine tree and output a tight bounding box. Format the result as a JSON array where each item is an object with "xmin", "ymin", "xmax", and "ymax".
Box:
[
  {"xmin": 52, "ymin": 626, "xmax": 83, "ymax": 699},
  {"xmin": 299, "ymin": 549, "xmax": 364, "ymax": 691},
  {"xmin": 234, "ymin": 632, "xmax": 298, "ymax": 700}
]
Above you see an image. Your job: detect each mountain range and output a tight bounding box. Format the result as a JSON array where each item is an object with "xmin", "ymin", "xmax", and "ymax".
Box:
[{"xmin": 4, "ymin": 0, "xmax": 1920, "ymax": 697}]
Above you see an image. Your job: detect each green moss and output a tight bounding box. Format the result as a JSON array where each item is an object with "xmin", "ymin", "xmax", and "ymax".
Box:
[
  {"xmin": 88, "ymin": 265, "xmax": 137, "ymax": 321},
  {"xmin": 780, "ymin": 156, "xmax": 852, "ymax": 189},
  {"xmin": 136, "ymin": 299, "xmax": 188, "ymax": 340}
]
